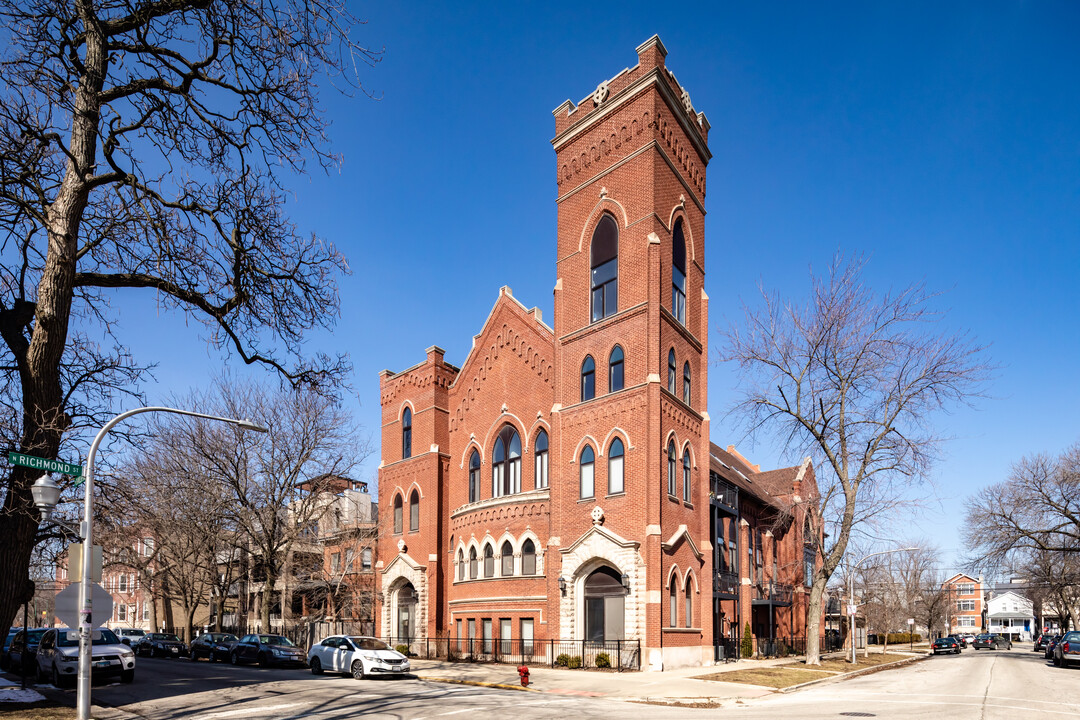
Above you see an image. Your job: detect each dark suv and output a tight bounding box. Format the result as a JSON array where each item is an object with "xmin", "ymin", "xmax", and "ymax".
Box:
[
  {"xmin": 189, "ymin": 633, "xmax": 238, "ymax": 662},
  {"xmin": 230, "ymin": 634, "xmax": 306, "ymax": 667},
  {"xmin": 1035, "ymin": 633, "xmax": 1054, "ymax": 652},
  {"xmin": 973, "ymin": 633, "xmax": 1012, "ymax": 650}
]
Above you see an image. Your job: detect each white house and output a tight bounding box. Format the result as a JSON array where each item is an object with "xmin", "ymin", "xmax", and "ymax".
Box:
[{"xmin": 986, "ymin": 590, "xmax": 1035, "ymax": 642}]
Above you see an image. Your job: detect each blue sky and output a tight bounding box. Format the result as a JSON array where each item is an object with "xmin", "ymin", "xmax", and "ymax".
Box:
[{"xmin": 116, "ymin": 1, "xmax": 1080, "ymax": 573}]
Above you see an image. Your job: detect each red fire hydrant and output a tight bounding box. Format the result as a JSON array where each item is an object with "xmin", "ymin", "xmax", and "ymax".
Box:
[{"xmin": 517, "ymin": 665, "xmax": 530, "ymax": 687}]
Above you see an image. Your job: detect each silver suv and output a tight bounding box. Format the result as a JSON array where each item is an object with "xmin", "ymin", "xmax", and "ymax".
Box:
[{"xmin": 115, "ymin": 628, "xmax": 146, "ymax": 646}]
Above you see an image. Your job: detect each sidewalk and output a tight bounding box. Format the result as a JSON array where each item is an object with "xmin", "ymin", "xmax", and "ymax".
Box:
[{"xmin": 410, "ymin": 656, "xmax": 798, "ymax": 703}]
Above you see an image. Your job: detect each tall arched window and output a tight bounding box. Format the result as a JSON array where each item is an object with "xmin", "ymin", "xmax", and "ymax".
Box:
[
  {"xmin": 483, "ymin": 544, "xmax": 494, "ymax": 578},
  {"xmin": 608, "ymin": 438, "xmax": 624, "ymax": 494},
  {"xmin": 580, "ymin": 445, "xmax": 595, "ymax": 499},
  {"xmin": 409, "ymin": 489, "xmax": 420, "ymax": 531},
  {"xmin": 684, "ymin": 576, "xmax": 693, "ymax": 628},
  {"xmin": 457, "ymin": 549, "xmax": 465, "ymax": 581},
  {"xmin": 667, "ymin": 441, "xmax": 677, "ymax": 496},
  {"xmin": 501, "ymin": 541, "xmax": 514, "ymax": 576},
  {"xmin": 469, "ymin": 450, "xmax": 481, "ymax": 503},
  {"xmin": 683, "ymin": 362, "xmax": 691, "ymax": 405},
  {"xmin": 534, "ymin": 430, "xmax": 548, "ymax": 489},
  {"xmin": 667, "ymin": 349, "xmax": 676, "ymax": 393},
  {"xmin": 469, "ymin": 547, "xmax": 478, "ymax": 579},
  {"xmin": 492, "ymin": 426, "xmax": 521, "ymax": 497},
  {"xmin": 609, "ymin": 345, "xmax": 624, "ymax": 393},
  {"xmin": 522, "ymin": 539, "xmax": 536, "ymax": 575},
  {"xmin": 683, "ymin": 449, "xmax": 692, "ymax": 502},
  {"xmin": 669, "ymin": 575, "xmax": 678, "ymax": 627},
  {"xmin": 393, "ymin": 494, "xmax": 403, "ymax": 534},
  {"xmin": 672, "ymin": 218, "xmax": 687, "ymax": 325},
  {"xmin": 581, "ymin": 355, "xmax": 595, "ymax": 401},
  {"xmin": 401, "ymin": 407, "xmax": 412, "ymax": 459},
  {"xmin": 590, "ymin": 214, "xmax": 619, "ymax": 322}
]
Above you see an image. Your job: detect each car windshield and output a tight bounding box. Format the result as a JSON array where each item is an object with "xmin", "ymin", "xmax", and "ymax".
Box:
[
  {"xmin": 124, "ymin": 630, "xmax": 145, "ymax": 636},
  {"xmin": 350, "ymin": 637, "xmax": 390, "ymax": 651},
  {"xmin": 258, "ymin": 635, "xmax": 293, "ymax": 647},
  {"xmin": 151, "ymin": 634, "xmax": 180, "ymax": 642},
  {"xmin": 57, "ymin": 629, "xmax": 121, "ymax": 647},
  {"xmin": 207, "ymin": 634, "xmax": 237, "ymax": 642}
]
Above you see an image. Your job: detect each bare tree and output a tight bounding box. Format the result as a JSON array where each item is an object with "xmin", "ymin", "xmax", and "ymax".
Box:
[
  {"xmin": 0, "ymin": 0, "xmax": 380, "ymax": 632},
  {"xmin": 720, "ymin": 255, "xmax": 989, "ymax": 664},
  {"xmin": 965, "ymin": 442, "xmax": 1080, "ymax": 563},
  {"xmin": 1012, "ymin": 549, "xmax": 1080, "ymax": 632}
]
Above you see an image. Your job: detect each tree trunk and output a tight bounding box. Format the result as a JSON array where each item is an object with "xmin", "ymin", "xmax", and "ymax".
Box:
[
  {"xmin": 804, "ymin": 574, "xmax": 826, "ymax": 665},
  {"xmin": 261, "ymin": 574, "xmax": 275, "ymax": 630}
]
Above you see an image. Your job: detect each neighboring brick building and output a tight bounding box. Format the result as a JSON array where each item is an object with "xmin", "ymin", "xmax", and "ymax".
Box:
[
  {"xmin": 375, "ymin": 36, "xmax": 819, "ymax": 670},
  {"xmin": 942, "ymin": 572, "xmax": 985, "ymax": 634}
]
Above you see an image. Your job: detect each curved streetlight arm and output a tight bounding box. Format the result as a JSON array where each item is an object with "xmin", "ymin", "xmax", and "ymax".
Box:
[
  {"xmin": 847, "ymin": 547, "xmax": 919, "ymax": 664},
  {"xmin": 76, "ymin": 406, "xmax": 265, "ymax": 720}
]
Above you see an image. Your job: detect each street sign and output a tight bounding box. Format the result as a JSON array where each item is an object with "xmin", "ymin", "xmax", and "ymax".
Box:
[
  {"xmin": 907, "ymin": 618, "xmax": 915, "ymax": 625},
  {"xmin": 67, "ymin": 544, "xmax": 103, "ymax": 583},
  {"xmin": 54, "ymin": 582, "xmax": 112, "ymax": 630},
  {"xmin": 847, "ymin": 604, "xmax": 857, "ymax": 615},
  {"xmin": 8, "ymin": 451, "xmax": 82, "ymax": 477}
]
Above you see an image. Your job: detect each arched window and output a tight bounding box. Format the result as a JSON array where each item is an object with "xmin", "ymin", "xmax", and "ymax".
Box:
[
  {"xmin": 667, "ymin": 441, "xmax": 677, "ymax": 496},
  {"xmin": 501, "ymin": 541, "xmax": 514, "ymax": 576},
  {"xmin": 522, "ymin": 539, "xmax": 536, "ymax": 575},
  {"xmin": 469, "ymin": 450, "xmax": 481, "ymax": 503},
  {"xmin": 457, "ymin": 550, "xmax": 465, "ymax": 581},
  {"xmin": 608, "ymin": 345, "xmax": 624, "ymax": 393},
  {"xmin": 683, "ymin": 449, "xmax": 692, "ymax": 502},
  {"xmin": 683, "ymin": 362, "xmax": 691, "ymax": 405},
  {"xmin": 409, "ymin": 489, "xmax": 420, "ymax": 532},
  {"xmin": 667, "ymin": 349, "xmax": 676, "ymax": 393},
  {"xmin": 608, "ymin": 438, "xmax": 624, "ymax": 494},
  {"xmin": 401, "ymin": 407, "xmax": 412, "ymax": 459},
  {"xmin": 672, "ymin": 218, "xmax": 687, "ymax": 325},
  {"xmin": 534, "ymin": 430, "xmax": 548, "ymax": 489},
  {"xmin": 483, "ymin": 544, "xmax": 495, "ymax": 578},
  {"xmin": 393, "ymin": 494, "xmax": 403, "ymax": 534},
  {"xmin": 590, "ymin": 214, "xmax": 619, "ymax": 322},
  {"xmin": 580, "ymin": 445, "xmax": 595, "ymax": 499},
  {"xmin": 362, "ymin": 548, "xmax": 372, "ymax": 571},
  {"xmin": 684, "ymin": 576, "xmax": 693, "ymax": 628},
  {"xmin": 669, "ymin": 575, "xmax": 678, "ymax": 627},
  {"xmin": 581, "ymin": 355, "xmax": 595, "ymax": 401},
  {"xmin": 469, "ymin": 547, "xmax": 478, "ymax": 579},
  {"xmin": 492, "ymin": 426, "xmax": 521, "ymax": 497}
]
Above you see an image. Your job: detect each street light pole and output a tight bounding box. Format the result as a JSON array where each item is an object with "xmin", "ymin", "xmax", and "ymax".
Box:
[
  {"xmin": 74, "ymin": 407, "xmax": 266, "ymax": 720},
  {"xmin": 848, "ymin": 547, "xmax": 919, "ymax": 665}
]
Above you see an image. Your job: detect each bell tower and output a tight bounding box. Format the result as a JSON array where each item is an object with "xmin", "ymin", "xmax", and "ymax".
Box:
[{"xmin": 548, "ymin": 36, "xmax": 713, "ymax": 668}]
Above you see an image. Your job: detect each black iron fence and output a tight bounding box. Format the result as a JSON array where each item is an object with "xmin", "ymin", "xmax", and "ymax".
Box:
[
  {"xmin": 380, "ymin": 636, "xmax": 641, "ymax": 671},
  {"xmin": 716, "ymin": 633, "xmax": 847, "ymax": 661}
]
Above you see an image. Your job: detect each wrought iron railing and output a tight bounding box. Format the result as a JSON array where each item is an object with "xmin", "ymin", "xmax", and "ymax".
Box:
[
  {"xmin": 380, "ymin": 636, "xmax": 640, "ymax": 671},
  {"xmin": 754, "ymin": 582, "xmax": 794, "ymax": 604},
  {"xmin": 714, "ymin": 571, "xmax": 740, "ymax": 596}
]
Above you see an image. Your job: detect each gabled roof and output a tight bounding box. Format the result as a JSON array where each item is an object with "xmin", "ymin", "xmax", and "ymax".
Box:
[{"xmin": 942, "ymin": 572, "xmax": 980, "ymax": 586}]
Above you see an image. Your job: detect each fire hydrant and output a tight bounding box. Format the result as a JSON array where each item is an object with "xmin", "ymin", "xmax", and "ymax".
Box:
[{"xmin": 517, "ymin": 664, "xmax": 530, "ymax": 687}]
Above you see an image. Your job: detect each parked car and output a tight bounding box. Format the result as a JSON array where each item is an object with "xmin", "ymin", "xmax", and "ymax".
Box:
[
  {"xmin": 115, "ymin": 628, "xmax": 147, "ymax": 647},
  {"xmin": 134, "ymin": 633, "xmax": 186, "ymax": 658},
  {"xmin": 230, "ymin": 634, "xmax": 306, "ymax": 668},
  {"xmin": 1053, "ymin": 631, "xmax": 1080, "ymax": 669},
  {"xmin": 949, "ymin": 634, "xmax": 967, "ymax": 648},
  {"xmin": 188, "ymin": 633, "xmax": 239, "ymax": 662},
  {"xmin": 1034, "ymin": 633, "xmax": 1054, "ymax": 652},
  {"xmin": 35, "ymin": 627, "xmax": 135, "ymax": 687},
  {"xmin": 932, "ymin": 636, "xmax": 961, "ymax": 655},
  {"xmin": 3, "ymin": 628, "xmax": 19, "ymax": 655},
  {"xmin": 1045, "ymin": 635, "xmax": 1063, "ymax": 659},
  {"xmin": 2, "ymin": 628, "xmax": 49, "ymax": 675},
  {"xmin": 973, "ymin": 633, "xmax": 1012, "ymax": 650},
  {"xmin": 307, "ymin": 636, "xmax": 410, "ymax": 679}
]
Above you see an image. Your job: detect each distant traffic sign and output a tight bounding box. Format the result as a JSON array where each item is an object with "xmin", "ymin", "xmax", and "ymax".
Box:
[
  {"xmin": 54, "ymin": 582, "xmax": 112, "ymax": 630},
  {"xmin": 8, "ymin": 451, "xmax": 82, "ymax": 477}
]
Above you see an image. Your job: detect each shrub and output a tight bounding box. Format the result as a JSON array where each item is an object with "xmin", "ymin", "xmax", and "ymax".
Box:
[
  {"xmin": 567, "ymin": 655, "xmax": 583, "ymax": 669},
  {"xmin": 595, "ymin": 652, "xmax": 611, "ymax": 668},
  {"xmin": 555, "ymin": 653, "xmax": 571, "ymax": 667},
  {"xmin": 741, "ymin": 622, "xmax": 753, "ymax": 658},
  {"xmin": 395, "ymin": 644, "xmax": 409, "ymax": 656}
]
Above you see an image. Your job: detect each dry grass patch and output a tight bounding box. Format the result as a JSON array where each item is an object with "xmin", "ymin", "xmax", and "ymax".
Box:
[
  {"xmin": 0, "ymin": 705, "xmax": 75, "ymax": 720},
  {"xmin": 694, "ymin": 666, "xmax": 833, "ymax": 689},
  {"xmin": 809, "ymin": 653, "xmax": 909, "ymax": 673}
]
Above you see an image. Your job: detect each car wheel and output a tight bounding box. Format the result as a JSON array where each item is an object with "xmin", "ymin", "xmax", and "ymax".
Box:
[
  {"xmin": 190, "ymin": 650, "xmax": 198, "ymax": 661},
  {"xmin": 310, "ymin": 656, "xmax": 322, "ymax": 675},
  {"xmin": 231, "ymin": 651, "xmax": 241, "ymax": 665},
  {"xmin": 350, "ymin": 660, "xmax": 364, "ymax": 680},
  {"xmin": 258, "ymin": 653, "xmax": 269, "ymax": 668},
  {"xmin": 121, "ymin": 669, "xmax": 135, "ymax": 683},
  {"xmin": 53, "ymin": 664, "xmax": 70, "ymax": 689}
]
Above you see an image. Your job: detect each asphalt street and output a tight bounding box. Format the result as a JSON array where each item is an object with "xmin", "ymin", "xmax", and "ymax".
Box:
[{"xmin": 23, "ymin": 645, "xmax": 1080, "ymax": 719}]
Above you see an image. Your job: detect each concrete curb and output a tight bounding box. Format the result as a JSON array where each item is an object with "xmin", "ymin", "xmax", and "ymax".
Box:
[
  {"xmin": 415, "ymin": 675, "xmax": 539, "ymax": 692},
  {"xmin": 778, "ymin": 653, "xmax": 930, "ymax": 693}
]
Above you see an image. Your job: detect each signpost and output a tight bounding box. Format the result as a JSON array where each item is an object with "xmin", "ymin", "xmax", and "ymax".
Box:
[
  {"xmin": 907, "ymin": 617, "xmax": 915, "ymax": 651},
  {"xmin": 8, "ymin": 452, "xmax": 83, "ymax": 484}
]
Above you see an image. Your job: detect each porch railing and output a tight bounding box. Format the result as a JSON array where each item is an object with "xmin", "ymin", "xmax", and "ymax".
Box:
[{"xmin": 715, "ymin": 633, "xmax": 846, "ymax": 660}]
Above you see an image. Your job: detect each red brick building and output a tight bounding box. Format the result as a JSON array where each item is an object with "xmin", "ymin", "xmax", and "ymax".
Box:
[{"xmin": 375, "ymin": 36, "xmax": 819, "ymax": 670}]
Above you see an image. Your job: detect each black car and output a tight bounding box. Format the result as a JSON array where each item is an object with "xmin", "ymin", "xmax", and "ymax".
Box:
[
  {"xmin": 1034, "ymin": 633, "xmax": 1054, "ymax": 652},
  {"xmin": 932, "ymin": 636, "xmax": 961, "ymax": 655},
  {"xmin": 1, "ymin": 628, "xmax": 49, "ymax": 675},
  {"xmin": 1045, "ymin": 635, "xmax": 1063, "ymax": 659},
  {"xmin": 134, "ymin": 632, "xmax": 187, "ymax": 658},
  {"xmin": 230, "ymin": 634, "xmax": 306, "ymax": 667},
  {"xmin": 189, "ymin": 633, "xmax": 239, "ymax": 662},
  {"xmin": 973, "ymin": 633, "xmax": 1012, "ymax": 650},
  {"xmin": 950, "ymin": 634, "xmax": 968, "ymax": 648}
]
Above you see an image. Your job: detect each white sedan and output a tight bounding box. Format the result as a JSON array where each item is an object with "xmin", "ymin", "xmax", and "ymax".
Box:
[{"xmin": 307, "ymin": 636, "xmax": 410, "ymax": 679}]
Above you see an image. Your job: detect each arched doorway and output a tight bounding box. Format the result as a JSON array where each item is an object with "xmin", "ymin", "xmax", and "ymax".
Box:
[
  {"xmin": 584, "ymin": 566, "xmax": 625, "ymax": 642},
  {"xmin": 397, "ymin": 582, "xmax": 417, "ymax": 642}
]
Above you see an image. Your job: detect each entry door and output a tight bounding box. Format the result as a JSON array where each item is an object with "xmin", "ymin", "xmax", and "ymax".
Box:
[{"xmin": 398, "ymin": 602, "xmax": 413, "ymax": 642}]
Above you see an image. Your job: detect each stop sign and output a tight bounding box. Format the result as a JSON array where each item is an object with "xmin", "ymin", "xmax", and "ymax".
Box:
[{"xmin": 54, "ymin": 582, "xmax": 112, "ymax": 629}]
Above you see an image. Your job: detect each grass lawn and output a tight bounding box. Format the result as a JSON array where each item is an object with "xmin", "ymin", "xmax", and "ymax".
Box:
[
  {"xmin": 0, "ymin": 704, "xmax": 74, "ymax": 720},
  {"xmin": 810, "ymin": 652, "xmax": 909, "ymax": 673}
]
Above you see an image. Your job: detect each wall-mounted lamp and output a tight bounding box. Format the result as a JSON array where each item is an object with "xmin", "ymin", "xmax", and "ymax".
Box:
[
  {"xmin": 558, "ymin": 577, "xmax": 566, "ymax": 596},
  {"xmin": 621, "ymin": 573, "xmax": 630, "ymax": 590}
]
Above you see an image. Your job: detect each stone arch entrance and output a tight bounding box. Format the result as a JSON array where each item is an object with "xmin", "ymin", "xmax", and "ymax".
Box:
[
  {"xmin": 396, "ymin": 582, "xmax": 417, "ymax": 642},
  {"xmin": 584, "ymin": 566, "xmax": 626, "ymax": 642}
]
